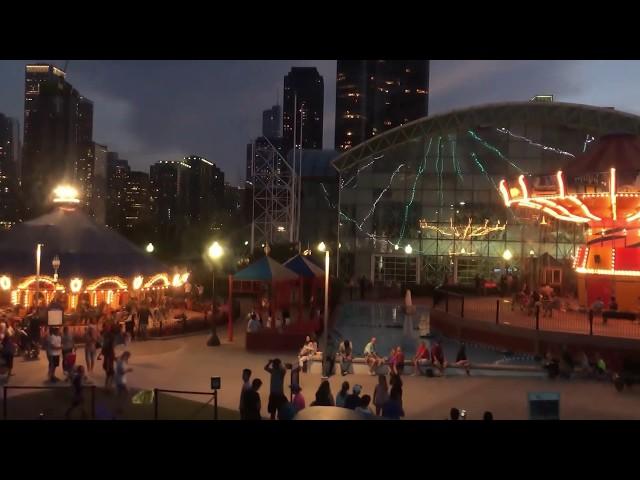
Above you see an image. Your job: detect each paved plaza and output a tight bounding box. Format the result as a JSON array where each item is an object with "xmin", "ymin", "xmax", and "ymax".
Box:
[{"xmin": 3, "ymin": 321, "xmax": 640, "ymax": 420}]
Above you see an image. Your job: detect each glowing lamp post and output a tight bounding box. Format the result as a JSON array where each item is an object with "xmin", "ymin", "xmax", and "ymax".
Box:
[
  {"xmin": 52, "ymin": 255, "xmax": 61, "ymax": 283},
  {"xmin": 207, "ymin": 241, "xmax": 224, "ymax": 347},
  {"xmin": 317, "ymin": 242, "xmax": 330, "ymax": 375},
  {"xmin": 145, "ymin": 243, "xmax": 154, "ymax": 253}
]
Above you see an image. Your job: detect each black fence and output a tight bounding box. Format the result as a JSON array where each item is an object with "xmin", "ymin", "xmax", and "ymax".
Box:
[
  {"xmin": 3, "ymin": 385, "xmax": 97, "ymax": 420},
  {"xmin": 433, "ymin": 290, "xmax": 640, "ymax": 340}
]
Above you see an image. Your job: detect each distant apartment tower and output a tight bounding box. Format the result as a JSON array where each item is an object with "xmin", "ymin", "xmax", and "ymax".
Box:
[
  {"xmin": 262, "ymin": 105, "xmax": 281, "ymax": 138},
  {"xmin": 282, "ymin": 67, "xmax": 324, "ymax": 154},
  {"xmin": 124, "ymin": 171, "xmax": 150, "ymax": 230},
  {"xmin": 335, "ymin": 60, "xmax": 430, "ymax": 151},
  {"xmin": 149, "ymin": 160, "xmax": 190, "ymax": 236},
  {"xmin": 92, "ymin": 143, "xmax": 108, "ymax": 224},
  {"xmin": 22, "ymin": 64, "xmax": 90, "ymax": 217},
  {"xmin": 182, "ymin": 155, "xmax": 225, "ymax": 227},
  {"xmin": 0, "ymin": 114, "xmax": 21, "ymax": 228},
  {"xmin": 106, "ymin": 153, "xmax": 130, "ymax": 230}
]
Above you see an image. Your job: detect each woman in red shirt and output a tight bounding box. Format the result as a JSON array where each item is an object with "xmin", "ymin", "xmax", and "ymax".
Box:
[{"xmin": 413, "ymin": 341, "xmax": 430, "ymax": 376}]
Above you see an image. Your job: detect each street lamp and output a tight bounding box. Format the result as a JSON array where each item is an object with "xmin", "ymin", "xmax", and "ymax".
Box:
[
  {"xmin": 207, "ymin": 241, "xmax": 224, "ymax": 347},
  {"xmin": 502, "ymin": 249, "xmax": 513, "ymax": 261},
  {"xmin": 317, "ymin": 242, "xmax": 330, "ymax": 375},
  {"xmin": 145, "ymin": 243, "xmax": 154, "ymax": 253},
  {"xmin": 52, "ymin": 255, "xmax": 61, "ymax": 283}
]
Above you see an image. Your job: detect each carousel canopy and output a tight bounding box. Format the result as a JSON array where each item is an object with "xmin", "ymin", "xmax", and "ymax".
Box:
[
  {"xmin": 564, "ymin": 134, "xmax": 640, "ymax": 177},
  {"xmin": 283, "ymin": 255, "xmax": 324, "ymax": 278},
  {"xmin": 234, "ymin": 256, "xmax": 299, "ymax": 282},
  {"xmin": 0, "ymin": 207, "xmax": 167, "ymax": 278}
]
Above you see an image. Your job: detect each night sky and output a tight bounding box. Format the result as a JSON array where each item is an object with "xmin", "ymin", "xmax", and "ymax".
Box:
[{"xmin": 1, "ymin": 60, "xmax": 639, "ymax": 184}]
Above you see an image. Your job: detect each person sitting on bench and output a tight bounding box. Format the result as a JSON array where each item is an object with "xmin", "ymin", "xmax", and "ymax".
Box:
[
  {"xmin": 338, "ymin": 339, "xmax": 353, "ymax": 376},
  {"xmin": 431, "ymin": 340, "xmax": 446, "ymax": 376},
  {"xmin": 364, "ymin": 337, "xmax": 384, "ymax": 375},
  {"xmin": 298, "ymin": 336, "xmax": 316, "ymax": 372},
  {"xmin": 412, "ymin": 340, "xmax": 430, "ymax": 376}
]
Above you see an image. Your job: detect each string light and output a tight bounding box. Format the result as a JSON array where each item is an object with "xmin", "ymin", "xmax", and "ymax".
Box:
[
  {"xmin": 358, "ymin": 163, "xmax": 405, "ymax": 229},
  {"xmin": 419, "ymin": 218, "xmax": 506, "ymax": 239},
  {"xmin": 496, "ymin": 128, "xmax": 575, "ymax": 157},
  {"xmin": 86, "ymin": 276, "xmax": 128, "ymax": 291},
  {"xmin": 468, "ymin": 130, "xmax": 524, "ymax": 173},
  {"xmin": 143, "ymin": 273, "xmax": 170, "ymax": 289},
  {"xmin": 398, "ymin": 137, "xmax": 432, "ymax": 241}
]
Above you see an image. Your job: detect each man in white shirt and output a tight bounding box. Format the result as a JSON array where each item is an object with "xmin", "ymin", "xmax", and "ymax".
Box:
[
  {"xmin": 48, "ymin": 327, "xmax": 62, "ymax": 382},
  {"xmin": 364, "ymin": 337, "xmax": 383, "ymax": 375}
]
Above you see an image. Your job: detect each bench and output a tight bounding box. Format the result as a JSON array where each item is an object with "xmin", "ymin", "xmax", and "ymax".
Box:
[{"xmin": 602, "ymin": 310, "xmax": 637, "ymax": 325}]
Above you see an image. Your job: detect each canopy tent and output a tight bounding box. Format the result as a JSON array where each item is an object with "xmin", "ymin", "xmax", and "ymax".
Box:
[
  {"xmin": 283, "ymin": 254, "xmax": 324, "ymax": 278},
  {"xmin": 233, "ymin": 255, "xmax": 299, "ymax": 282},
  {"xmin": 0, "ymin": 207, "xmax": 169, "ymax": 310},
  {"xmin": 226, "ymin": 255, "xmax": 302, "ymax": 342},
  {"xmin": 0, "ymin": 208, "xmax": 167, "ymax": 278},
  {"xmin": 564, "ymin": 134, "xmax": 640, "ymax": 179}
]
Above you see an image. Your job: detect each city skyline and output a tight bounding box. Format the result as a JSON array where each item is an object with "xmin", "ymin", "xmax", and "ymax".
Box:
[{"xmin": 2, "ymin": 60, "xmax": 640, "ymax": 184}]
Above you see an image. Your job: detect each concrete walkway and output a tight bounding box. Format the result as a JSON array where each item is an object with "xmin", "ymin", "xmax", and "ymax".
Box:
[{"xmin": 4, "ymin": 323, "xmax": 640, "ymax": 420}]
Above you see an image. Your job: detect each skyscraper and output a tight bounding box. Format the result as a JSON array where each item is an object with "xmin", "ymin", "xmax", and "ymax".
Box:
[
  {"xmin": 124, "ymin": 171, "xmax": 150, "ymax": 230},
  {"xmin": 282, "ymin": 67, "xmax": 324, "ymax": 154},
  {"xmin": 183, "ymin": 155, "xmax": 225, "ymax": 226},
  {"xmin": 334, "ymin": 60, "xmax": 430, "ymax": 151},
  {"xmin": 0, "ymin": 113, "xmax": 20, "ymax": 228},
  {"xmin": 149, "ymin": 160, "xmax": 190, "ymax": 236},
  {"xmin": 92, "ymin": 143, "xmax": 108, "ymax": 224},
  {"xmin": 262, "ymin": 105, "xmax": 281, "ymax": 138},
  {"xmin": 22, "ymin": 64, "xmax": 94, "ymax": 217},
  {"xmin": 106, "ymin": 153, "xmax": 130, "ymax": 230}
]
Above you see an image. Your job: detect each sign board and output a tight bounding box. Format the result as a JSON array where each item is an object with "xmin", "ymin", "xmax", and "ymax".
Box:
[
  {"xmin": 528, "ymin": 392, "xmax": 560, "ymax": 420},
  {"xmin": 211, "ymin": 376, "xmax": 221, "ymax": 390},
  {"xmin": 47, "ymin": 309, "xmax": 63, "ymax": 326}
]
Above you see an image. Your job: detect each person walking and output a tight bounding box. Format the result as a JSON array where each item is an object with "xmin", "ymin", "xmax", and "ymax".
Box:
[
  {"xmin": 48, "ymin": 327, "xmax": 62, "ymax": 383},
  {"xmin": 97, "ymin": 324, "xmax": 116, "ymax": 390},
  {"xmin": 65, "ymin": 366, "xmax": 88, "ymax": 419},
  {"xmin": 243, "ymin": 378, "xmax": 263, "ymax": 420},
  {"xmin": 84, "ymin": 321, "xmax": 99, "ymax": 374},
  {"xmin": 264, "ymin": 358, "xmax": 287, "ymax": 420},
  {"xmin": 239, "ymin": 368, "xmax": 252, "ymax": 420},
  {"xmin": 61, "ymin": 326, "xmax": 75, "ymax": 381},
  {"xmin": 1, "ymin": 329, "xmax": 16, "ymax": 378},
  {"xmin": 373, "ymin": 375, "xmax": 389, "ymax": 416},
  {"xmin": 137, "ymin": 303, "xmax": 151, "ymax": 341},
  {"xmin": 115, "ymin": 351, "xmax": 133, "ymax": 414}
]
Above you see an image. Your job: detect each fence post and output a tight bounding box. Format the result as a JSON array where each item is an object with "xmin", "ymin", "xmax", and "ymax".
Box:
[
  {"xmin": 91, "ymin": 385, "xmax": 96, "ymax": 420},
  {"xmin": 589, "ymin": 310, "xmax": 594, "ymax": 336},
  {"xmin": 535, "ymin": 305, "xmax": 540, "ymax": 331},
  {"xmin": 3, "ymin": 386, "xmax": 7, "ymax": 420},
  {"xmin": 153, "ymin": 388, "xmax": 159, "ymax": 420},
  {"xmin": 495, "ymin": 299, "xmax": 500, "ymax": 325},
  {"xmin": 213, "ymin": 390, "xmax": 218, "ymax": 421},
  {"xmin": 461, "ymin": 296, "xmax": 465, "ymax": 318},
  {"xmin": 445, "ymin": 294, "xmax": 449, "ymax": 313}
]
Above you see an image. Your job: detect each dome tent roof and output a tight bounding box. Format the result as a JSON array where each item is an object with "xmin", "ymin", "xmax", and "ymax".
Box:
[{"xmin": 0, "ymin": 208, "xmax": 167, "ymax": 279}]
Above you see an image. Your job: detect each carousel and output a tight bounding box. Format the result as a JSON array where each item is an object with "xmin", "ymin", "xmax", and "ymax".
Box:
[
  {"xmin": 499, "ymin": 134, "xmax": 640, "ymax": 311},
  {"xmin": 0, "ymin": 186, "xmax": 182, "ymax": 315}
]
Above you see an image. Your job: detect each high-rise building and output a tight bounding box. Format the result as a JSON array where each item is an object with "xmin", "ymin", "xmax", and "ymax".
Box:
[
  {"xmin": 76, "ymin": 96, "xmax": 93, "ymax": 144},
  {"xmin": 124, "ymin": 171, "xmax": 150, "ymax": 230},
  {"xmin": 0, "ymin": 114, "xmax": 21, "ymax": 228},
  {"xmin": 74, "ymin": 142, "xmax": 95, "ymax": 214},
  {"xmin": 282, "ymin": 67, "xmax": 324, "ymax": 154},
  {"xmin": 22, "ymin": 64, "xmax": 83, "ymax": 217},
  {"xmin": 106, "ymin": 153, "xmax": 130, "ymax": 230},
  {"xmin": 262, "ymin": 105, "xmax": 281, "ymax": 138},
  {"xmin": 149, "ymin": 160, "xmax": 190, "ymax": 236},
  {"xmin": 92, "ymin": 143, "xmax": 108, "ymax": 224},
  {"xmin": 335, "ymin": 60, "xmax": 430, "ymax": 151},
  {"xmin": 183, "ymin": 155, "xmax": 224, "ymax": 227}
]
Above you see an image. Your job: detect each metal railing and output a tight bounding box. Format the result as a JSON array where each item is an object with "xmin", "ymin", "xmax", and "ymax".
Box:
[
  {"xmin": 3, "ymin": 385, "xmax": 96, "ymax": 420},
  {"xmin": 153, "ymin": 388, "xmax": 218, "ymax": 420},
  {"xmin": 433, "ymin": 291, "xmax": 640, "ymax": 340}
]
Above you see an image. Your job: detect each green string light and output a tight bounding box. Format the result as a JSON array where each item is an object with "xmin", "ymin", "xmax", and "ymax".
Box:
[{"xmin": 468, "ymin": 129, "xmax": 524, "ymax": 173}]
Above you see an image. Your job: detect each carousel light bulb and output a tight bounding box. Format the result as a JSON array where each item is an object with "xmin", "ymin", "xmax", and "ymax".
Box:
[
  {"xmin": 132, "ymin": 276, "xmax": 143, "ymax": 290},
  {"xmin": 69, "ymin": 278, "xmax": 83, "ymax": 293},
  {"xmin": 404, "ymin": 244, "xmax": 413, "ymax": 254},
  {"xmin": 0, "ymin": 275, "xmax": 11, "ymax": 291},
  {"xmin": 146, "ymin": 243, "xmax": 154, "ymax": 253}
]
